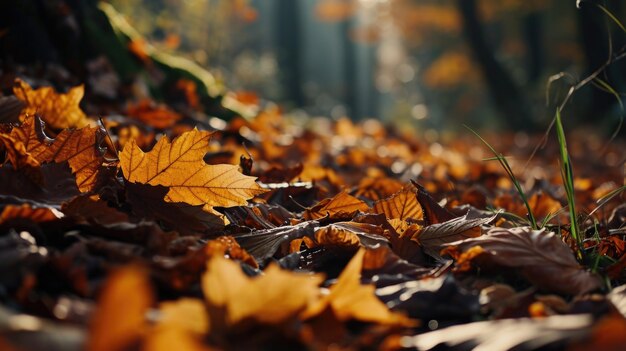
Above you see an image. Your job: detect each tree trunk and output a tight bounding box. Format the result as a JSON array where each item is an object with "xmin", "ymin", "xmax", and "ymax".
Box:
[{"xmin": 456, "ymin": 0, "xmax": 532, "ymax": 130}]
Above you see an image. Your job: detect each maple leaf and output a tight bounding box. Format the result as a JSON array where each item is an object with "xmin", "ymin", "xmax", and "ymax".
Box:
[
  {"xmin": 9, "ymin": 115, "xmax": 107, "ymax": 192},
  {"xmin": 88, "ymin": 266, "xmax": 153, "ymax": 351},
  {"xmin": 119, "ymin": 129, "xmax": 266, "ymax": 214},
  {"xmin": 303, "ymin": 190, "xmax": 369, "ymax": 220},
  {"xmin": 372, "ymin": 185, "xmax": 423, "ymax": 221},
  {"xmin": 443, "ymin": 227, "xmax": 602, "ymax": 295},
  {"xmin": 303, "ymin": 249, "xmax": 415, "ymax": 326},
  {"xmin": 0, "ymin": 132, "xmax": 40, "ymax": 170},
  {"xmin": 13, "ymin": 78, "xmax": 90, "ymax": 129},
  {"xmin": 202, "ymin": 256, "xmax": 324, "ymax": 330}
]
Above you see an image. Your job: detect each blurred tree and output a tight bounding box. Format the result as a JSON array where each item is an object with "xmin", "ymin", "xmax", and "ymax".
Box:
[{"xmin": 456, "ymin": 0, "xmax": 532, "ymax": 130}]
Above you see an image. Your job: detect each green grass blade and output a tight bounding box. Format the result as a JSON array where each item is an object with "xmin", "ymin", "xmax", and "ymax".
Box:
[
  {"xmin": 554, "ymin": 110, "xmax": 583, "ymax": 260},
  {"xmin": 465, "ymin": 125, "xmax": 539, "ymax": 230}
]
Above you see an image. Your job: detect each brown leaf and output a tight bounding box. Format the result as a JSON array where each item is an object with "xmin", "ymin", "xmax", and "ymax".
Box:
[
  {"xmin": 0, "ymin": 162, "xmax": 80, "ymax": 208},
  {"xmin": 87, "ymin": 266, "xmax": 153, "ymax": 351},
  {"xmin": 416, "ymin": 209, "xmax": 498, "ymax": 259},
  {"xmin": 119, "ymin": 129, "xmax": 266, "ymax": 217},
  {"xmin": 13, "ymin": 79, "xmax": 90, "ymax": 129},
  {"xmin": 314, "ymin": 222, "xmax": 389, "ymax": 249},
  {"xmin": 412, "ymin": 180, "xmax": 455, "ymax": 224},
  {"xmin": 127, "ymin": 99, "xmax": 182, "ymax": 129},
  {"xmin": 11, "ymin": 115, "xmax": 107, "ymax": 192},
  {"xmin": 444, "ymin": 227, "xmax": 602, "ymax": 295},
  {"xmin": 372, "ymin": 185, "xmax": 423, "ymax": 222},
  {"xmin": 303, "ymin": 190, "xmax": 369, "ymax": 220},
  {"xmin": 0, "ymin": 204, "xmax": 59, "ymax": 225}
]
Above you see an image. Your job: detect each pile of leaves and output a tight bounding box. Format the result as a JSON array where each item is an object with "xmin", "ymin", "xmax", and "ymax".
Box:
[{"xmin": 0, "ymin": 76, "xmax": 624, "ymax": 351}]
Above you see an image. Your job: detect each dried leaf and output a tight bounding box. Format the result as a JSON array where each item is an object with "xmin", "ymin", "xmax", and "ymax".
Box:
[
  {"xmin": 314, "ymin": 222, "xmax": 389, "ymax": 249},
  {"xmin": 303, "ymin": 249, "xmax": 415, "ymax": 326},
  {"xmin": 416, "ymin": 209, "xmax": 498, "ymax": 259},
  {"xmin": 127, "ymin": 99, "xmax": 182, "ymax": 129},
  {"xmin": 11, "ymin": 115, "xmax": 107, "ymax": 192},
  {"xmin": 372, "ymin": 186, "xmax": 423, "ymax": 221},
  {"xmin": 119, "ymin": 129, "xmax": 266, "ymax": 214},
  {"xmin": 444, "ymin": 227, "xmax": 602, "ymax": 295},
  {"xmin": 202, "ymin": 256, "xmax": 324, "ymax": 329},
  {"xmin": 303, "ymin": 190, "xmax": 368, "ymax": 220},
  {"xmin": 0, "ymin": 204, "xmax": 59, "ymax": 225},
  {"xmin": 403, "ymin": 314, "xmax": 592, "ymax": 351},
  {"xmin": 88, "ymin": 266, "xmax": 153, "ymax": 351},
  {"xmin": 13, "ymin": 79, "xmax": 90, "ymax": 129}
]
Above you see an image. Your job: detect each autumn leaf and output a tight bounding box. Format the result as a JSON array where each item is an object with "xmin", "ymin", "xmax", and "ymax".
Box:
[
  {"xmin": 416, "ymin": 209, "xmax": 499, "ymax": 259},
  {"xmin": 0, "ymin": 132, "xmax": 40, "ymax": 170},
  {"xmin": 10, "ymin": 115, "xmax": 107, "ymax": 192},
  {"xmin": 443, "ymin": 227, "xmax": 602, "ymax": 295},
  {"xmin": 372, "ymin": 185, "xmax": 423, "ymax": 222},
  {"xmin": 13, "ymin": 78, "xmax": 90, "ymax": 129},
  {"xmin": 303, "ymin": 249, "xmax": 415, "ymax": 326},
  {"xmin": 202, "ymin": 256, "xmax": 324, "ymax": 330},
  {"xmin": 303, "ymin": 190, "xmax": 369, "ymax": 220},
  {"xmin": 119, "ymin": 129, "xmax": 266, "ymax": 214},
  {"xmin": 127, "ymin": 99, "xmax": 182, "ymax": 129},
  {"xmin": 88, "ymin": 266, "xmax": 153, "ymax": 351},
  {"xmin": 314, "ymin": 222, "xmax": 390, "ymax": 249},
  {"xmin": 0, "ymin": 204, "xmax": 59, "ymax": 225}
]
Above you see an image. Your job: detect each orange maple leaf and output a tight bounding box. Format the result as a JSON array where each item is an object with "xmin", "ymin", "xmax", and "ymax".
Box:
[
  {"xmin": 11, "ymin": 115, "xmax": 107, "ymax": 192},
  {"xmin": 119, "ymin": 129, "xmax": 267, "ymax": 213},
  {"xmin": 13, "ymin": 79, "xmax": 90, "ymax": 129}
]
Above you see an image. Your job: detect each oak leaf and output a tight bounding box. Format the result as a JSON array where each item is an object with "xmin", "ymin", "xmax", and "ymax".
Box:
[
  {"xmin": 13, "ymin": 78, "xmax": 90, "ymax": 129},
  {"xmin": 119, "ymin": 129, "xmax": 266, "ymax": 214}
]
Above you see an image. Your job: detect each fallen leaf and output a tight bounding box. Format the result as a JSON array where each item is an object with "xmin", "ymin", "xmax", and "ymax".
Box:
[
  {"xmin": 11, "ymin": 115, "xmax": 107, "ymax": 192},
  {"xmin": 372, "ymin": 186, "xmax": 423, "ymax": 222},
  {"xmin": 303, "ymin": 190, "xmax": 368, "ymax": 220},
  {"xmin": 202, "ymin": 256, "xmax": 324, "ymax": 330},
  {"xmin": 443, "ymin": 227, "xmax": 602, "ymax": 295},
  {"xmin": 0, "ymin": 204, "xmax": 59, "ymax": 225},
  {"xmin": 87, "ymin": 266, "xmax": 153, "ymax": 351},
  {"xmin": 303, "ymin": 249, "xmax": 415, "ymax": 326},
  {"xmin": 127, "ymin": 99, "xmax": 182, "ymax": 129},
  {"xmin": 13, "ymin": 79, "xmax": 90, "ymax": 129},
  {"xmin": 314, "ymin": 222, "xmax": 389, "ymax": 249},
  {"xmin": 416, "ymin": 209, "xmax": 498, "ymax": 259},
  {"xmin": 119, "ymin": 129, "xmax": 266, "ymax": 215}
]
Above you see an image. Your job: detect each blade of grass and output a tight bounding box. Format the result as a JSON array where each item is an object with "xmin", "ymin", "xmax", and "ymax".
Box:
[
  {"xmin": 465, "ymin": 125, "xmax": 538, "ymax": 230},
  {"xmin": 554, "ymin": 109, "xmax": 583, "ymax": 260}
]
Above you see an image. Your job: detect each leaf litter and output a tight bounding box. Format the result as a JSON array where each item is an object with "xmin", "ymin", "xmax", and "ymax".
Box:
[{"xmin": 0, "ymin": 75, "xmax": 623, "ymax": 351}]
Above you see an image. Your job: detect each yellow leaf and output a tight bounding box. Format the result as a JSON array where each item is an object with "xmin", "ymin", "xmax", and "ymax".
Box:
[
  {"xmin": 373, "ymin": 186, "xmax": 423, "ymax": 221},
  {"xmin": 13, "ymin": 78, "xmax": 90, "ymax": 129},
  {"xmin": 88, "ymin": 266, "xmax": 153, "ymax": 351},
  {"xmin": 303, "ymin": 190, "xmax": 369, "ymax": 220},
  {"xmin": 157, "ymin": 298, "xmax": 209, "ymax": 335},
  {"xmin": 303, "ymin": 249, "xmax": 415, "ymax": 326},
  {"xmin": 119, "ymin": 129, "xmax": 266, "ymax": 210},
  {"xmin": 202, "ymin": 256, "xmax": 324, "ymax": 328}
]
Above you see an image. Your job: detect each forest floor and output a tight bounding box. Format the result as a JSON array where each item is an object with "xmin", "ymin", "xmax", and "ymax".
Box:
[{"xmin": 0, "ymin": 64, "xmax": 624, "ymax": 351}]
